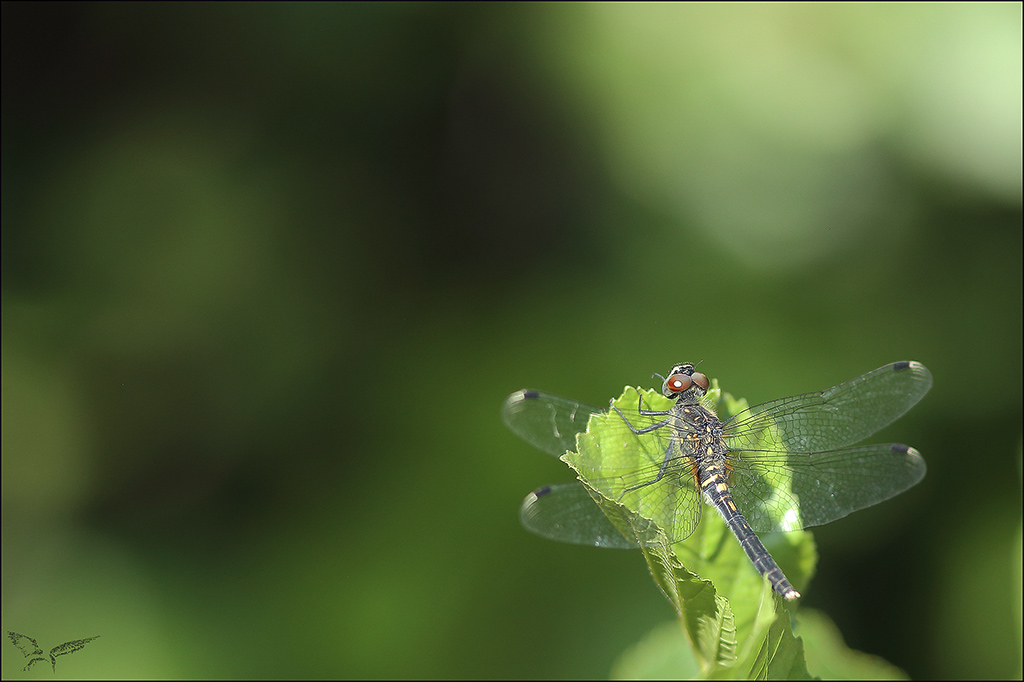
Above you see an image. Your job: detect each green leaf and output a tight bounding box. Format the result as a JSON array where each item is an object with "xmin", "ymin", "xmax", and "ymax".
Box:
[
  {"xmin": 725, "ymin": 593, "xmax": 812, "ymax": 680},
  {"xmin": 577, "ymin": 451, "xmax": 742, "ymax": 673},
  {"xmin": 564, "ymin": 386, "xmax": 688, "ymax": 547},
  {"xmin": 563, "ymin": 380, "xmax": 819, "ymax": 679}
]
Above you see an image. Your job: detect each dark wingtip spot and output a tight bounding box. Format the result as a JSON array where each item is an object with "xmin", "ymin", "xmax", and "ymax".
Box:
[
  {"xmin": 534, "ymin": 485, "xmax": 553, "ymax": 497},
  {"xmin": 893, "ymin": 361, "xmax": 911, "ymax": 372},
  {"xmin": 891, "ymin": 444, "xmax": 910, "ymax": 454},
  {"xmin": 523, "ymin": 390, "xmax": 540, "ymax": 399}
]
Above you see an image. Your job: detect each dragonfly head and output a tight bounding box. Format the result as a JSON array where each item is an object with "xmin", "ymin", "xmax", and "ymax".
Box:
[{"xmin": 662, "ymin": 363, "xmax": 710, "ymax": 400}]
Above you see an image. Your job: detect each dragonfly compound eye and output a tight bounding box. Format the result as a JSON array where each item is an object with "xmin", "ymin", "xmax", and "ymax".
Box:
[
  {"xmin": 691, "ymin": 372, "xmax": 709, "ymax": 390},
  {"xmin": 666, "ymin": 373, "xmax": 692, "ymax": 393}
]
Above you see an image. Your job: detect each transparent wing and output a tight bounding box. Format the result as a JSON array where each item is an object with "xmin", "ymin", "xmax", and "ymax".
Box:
[
  {"xmin": 723, "ymin": 361, "xmax": 932, "ymax": 454},
  {"xmin": 508, "ymin": 387, "xmax": 703, "ymax": 547},
  {"xmin": 727, "ymin": 443, "xmax": 927, "ymax": 532},
  {"xmin": 510, "ymin": 363, "xmax": 930, "ymax": 550},
  {"xmin": 520, "ymin": 482, "xmax": 638, "ymax": 549},
  {"xmin": 561, "ymin": 388, "xmax": 703, "ymax": 546},
  {"xmin": 502, "ymin": 389, "xmax": 604, "ymax": 457}
]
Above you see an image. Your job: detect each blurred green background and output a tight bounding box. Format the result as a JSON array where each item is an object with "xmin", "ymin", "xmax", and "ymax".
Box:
[{"xmin": 2, "ymin": 3, "xmax": 1021, "ymax": 679}]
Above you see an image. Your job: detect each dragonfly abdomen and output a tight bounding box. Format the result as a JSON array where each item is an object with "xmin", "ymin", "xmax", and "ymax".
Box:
[{"xmin": 700, "ymin": 468, "xmax": 801, "ymax": 601}]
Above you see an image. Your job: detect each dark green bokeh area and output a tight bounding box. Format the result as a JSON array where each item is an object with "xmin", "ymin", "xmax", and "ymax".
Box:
[{"xmin": 2, "ymin": 4, "xmax": 1021, "ymax": 679}]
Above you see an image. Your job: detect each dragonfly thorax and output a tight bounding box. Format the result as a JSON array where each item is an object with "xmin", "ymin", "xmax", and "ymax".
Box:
[{"xmin": 670, "ymin": 401, "xmax": 729, "ymax": 468}]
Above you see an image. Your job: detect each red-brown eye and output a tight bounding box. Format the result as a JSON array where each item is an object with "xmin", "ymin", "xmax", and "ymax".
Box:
[
  {"xmin": 666, "ymin": 373, "xmax": 692, "ymax": 393},
  {"xmin": 691, "ymin": 372, "xmax": 709, "ymax": 390}
]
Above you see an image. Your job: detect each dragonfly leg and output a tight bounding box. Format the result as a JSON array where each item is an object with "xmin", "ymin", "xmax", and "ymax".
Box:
[
  {"xmin": 612, "ymin": 404, "xmax": 671, "ymax": 435},
  {"xmin": 619, "ymin": 439, "xmax": 675, "ymax": 498},
  {"xmin": 635, "ymin": 392, "xmax": 672, "ymax": 417}
]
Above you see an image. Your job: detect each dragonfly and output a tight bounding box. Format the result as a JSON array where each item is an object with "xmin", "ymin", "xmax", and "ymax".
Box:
[{"xmin": 503, "ymin": 361, "xmax": 932, "ymax": 601}]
